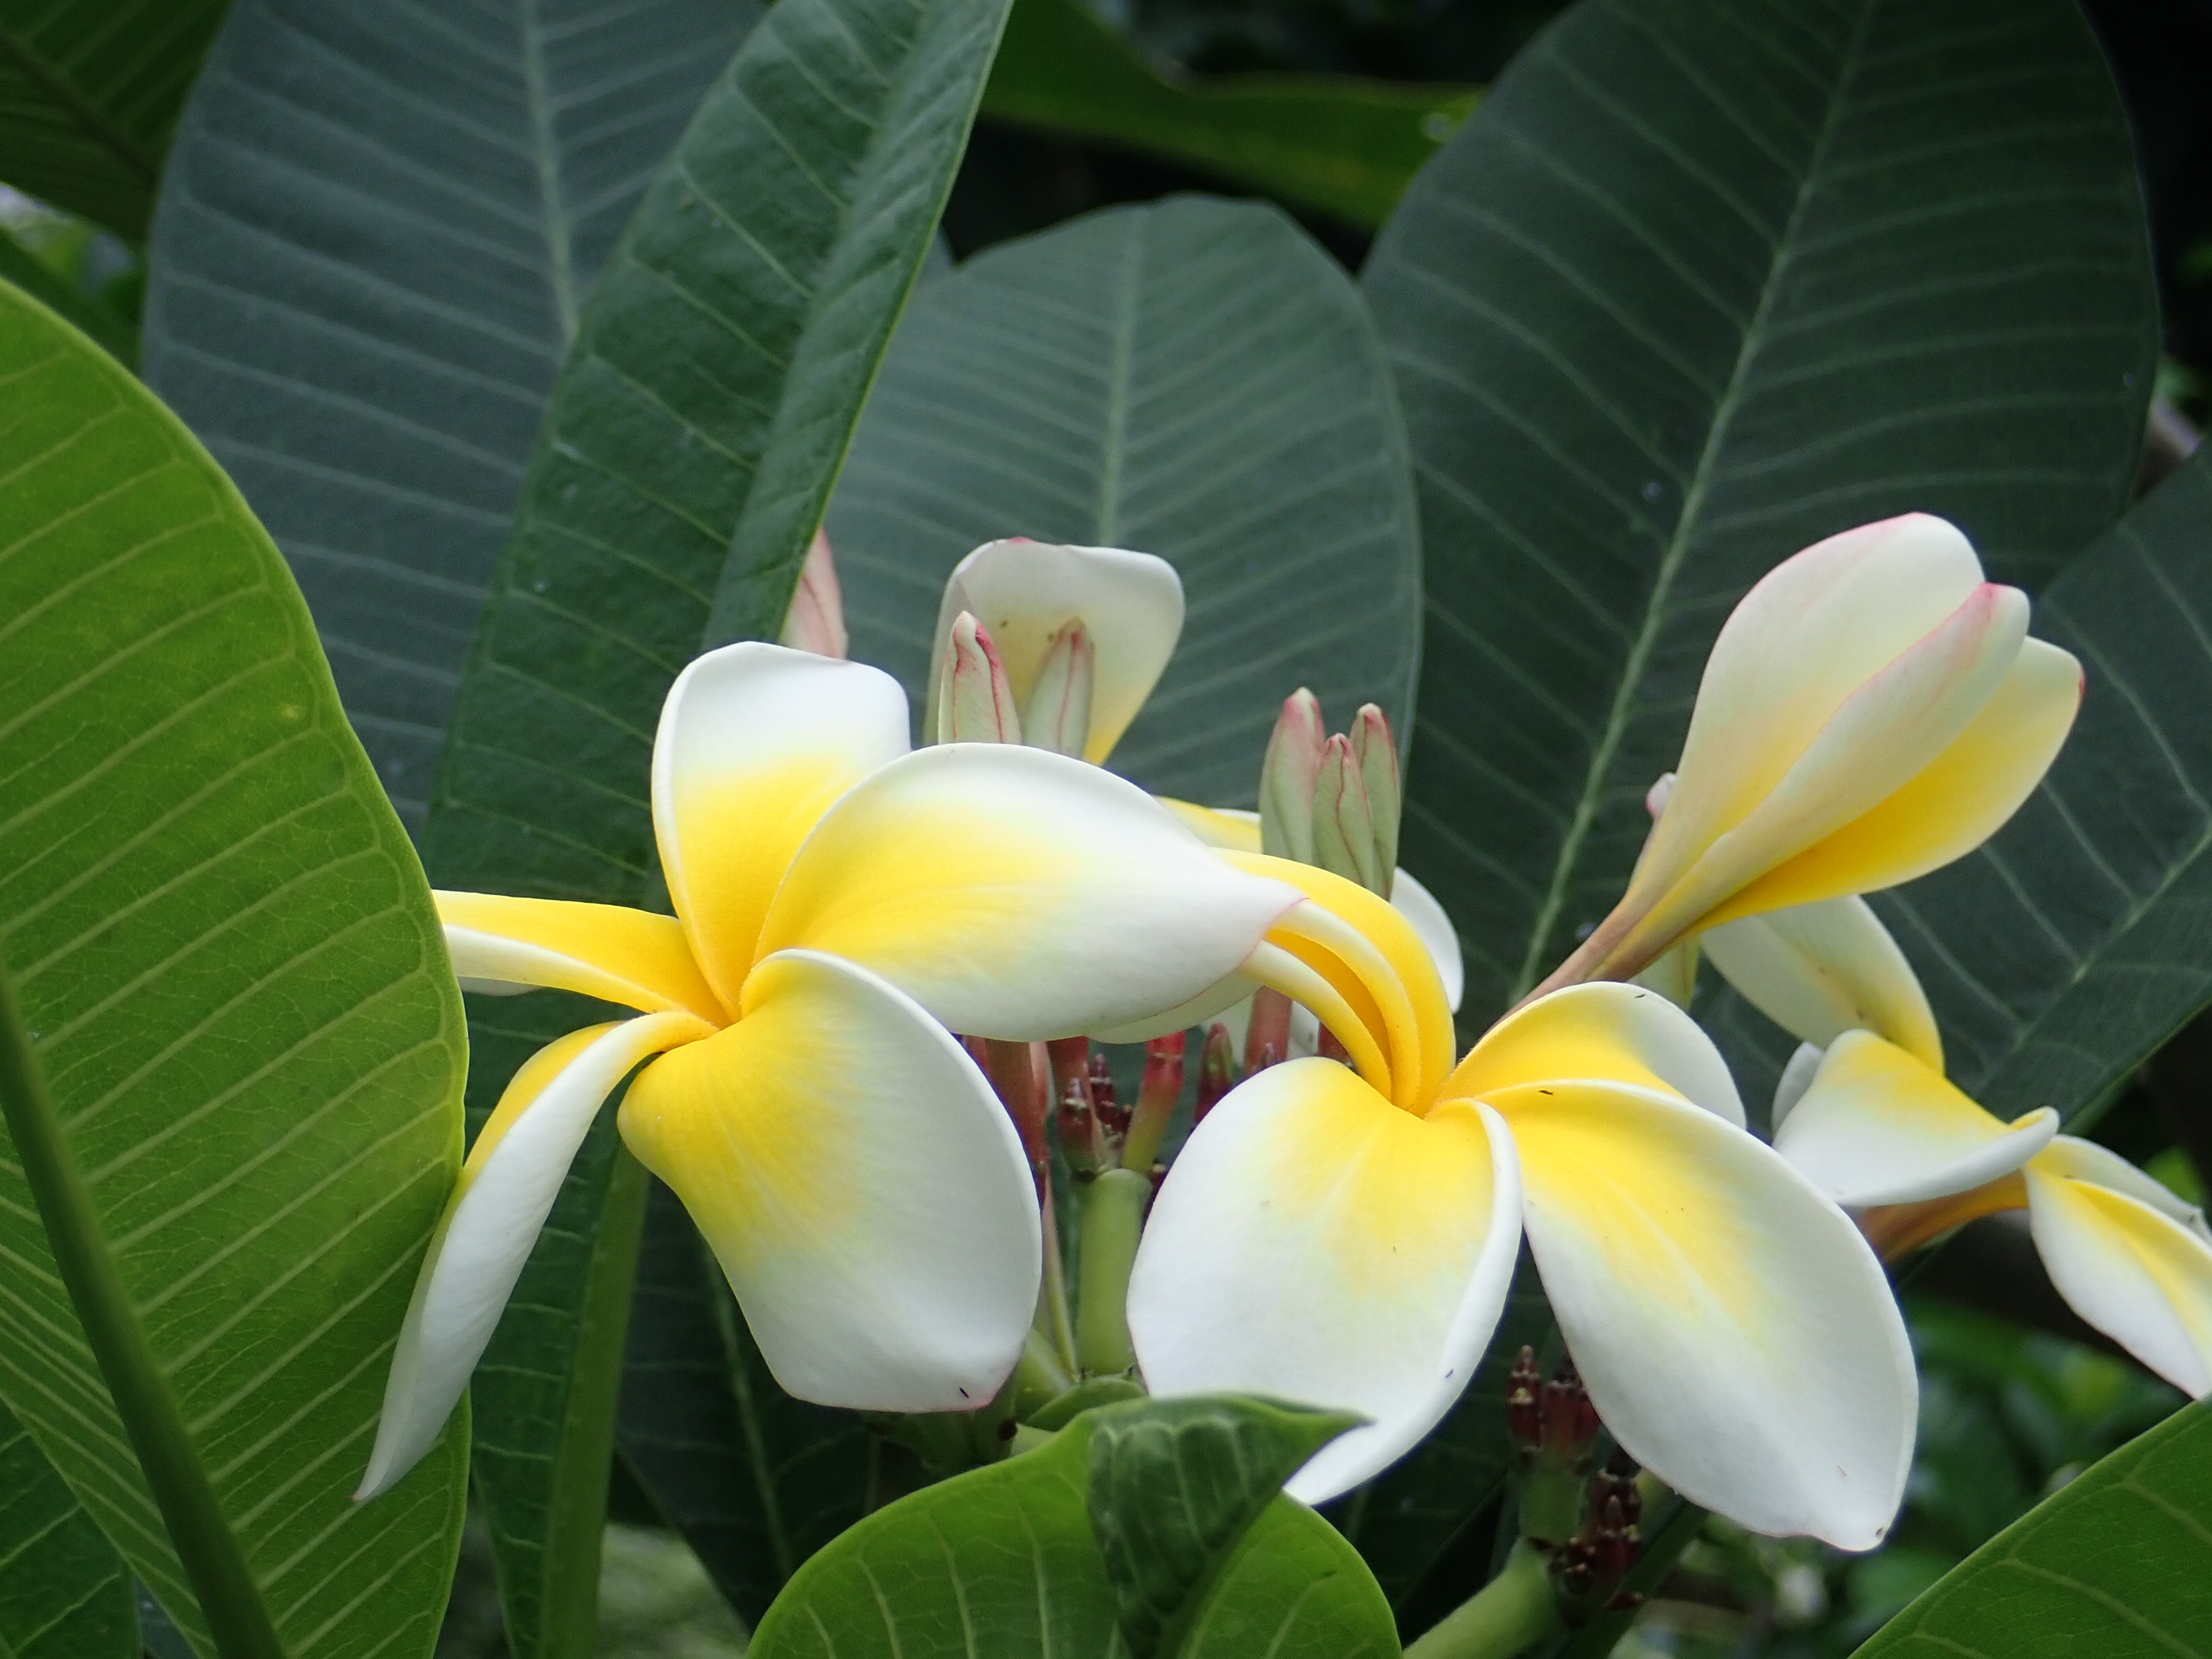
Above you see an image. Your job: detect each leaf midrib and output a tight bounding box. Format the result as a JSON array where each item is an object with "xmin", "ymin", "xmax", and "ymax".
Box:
[{"xmin": 1506, "ymin": 0, "xmax": 1878, "ymax": 1001}]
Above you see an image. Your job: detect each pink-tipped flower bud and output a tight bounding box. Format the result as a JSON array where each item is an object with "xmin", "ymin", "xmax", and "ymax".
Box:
[
  {"xmin": 1088, "ymin": 1051, "xmax": 1128, "ymax": 1150},
  {"xmin": 1349, "ymin": 704, "xmax": 1400, "ymax": 880},
  {"xmin": 1121, "ymin": 1031, "xmax": 1185, "ymax": 1174},
  {"xmin": 778, "ymin": 528, "xmax": 847, "ymax": 658},
  {"xmin": 1051, "ymin": 1037, "xmax": 1103, "ymax": 1175},
  {"xmin": 1542, "ymin": 1356, "xmax": 1601, "ymax": 1468},
  {"xmin": 1020, "ymin": 619, "xmax": 1096, "ymax": 758},
  {"xmin": 1259, "ymin": 688, "xmax": 1325, "ymax": 863},
  {"xmin": 937, "ymin": 611, "xmax": 1023, "ymax": 744},
  {"xmin": 1194, "ymin": 1022, "xmax": 1237, "ymax": 1125},
  {"xmin": 1244, "ymin": 987, "xmax": 1292, "ymax": 1076},
  {"xmin": 1313, "ymin": 733, "xmax": 1385, "ymax": 894}
]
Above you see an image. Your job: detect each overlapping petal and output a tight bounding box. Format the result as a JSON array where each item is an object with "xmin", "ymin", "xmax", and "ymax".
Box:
[
  {"xmin": 1776, "ymin": 1031, "xmax": 2058, "ymax": 1207},
  {"xmin": 1701, "ymin": 895, "xmax": 1940, "ymax": 1067},
  {"xmin": 358, "ymin": 1010, "xmax": 713, "ymax": 1499},
  {"xmin": 435, "ymin": 892, "xmax": 724, "ymax": 1022},
  {"xmin": 1445, "ymin": 982, "xmax": 1744, "ymax": 1127},
  {"xmin": 2026, "ymin": 1143, "xmax": 2212, "ymax": 1396},
  {"xmin": 1127, "ymin": 1058, "xmax": 1521, "ymax": 1501},
  {"xmin": 652, "ymin": 642, "xmax": 910, "ymax": 1007},
  {"xmin": 758, "ymin": 746, "xmax": 1298, "ymax": 1039},
  {"xmin": 617, "ymin": 950, "xmax": 1042, "ymax": 1410},
  {"xmin": 928, "ymin": 539, "xmax": 1184, "ymax": 764},
  {"xmin": 1490, "ymin": 1080, "xmax": 1915, "ymax": 1549}
]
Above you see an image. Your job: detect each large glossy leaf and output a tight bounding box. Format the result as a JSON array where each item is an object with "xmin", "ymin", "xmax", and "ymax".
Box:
[
  {"xmin": 1367, "ymin": 0, "xmax": 2157, "ymax": 1030},
  {"xmin": 425, "ymin": 0, "xmax": 1010, "ymax": 900},
  {"xmin": 980, "ymin": 0, "xmax": 1474, "ymax": 228},
  {"xmin": 142, "ymin": 0, "xmax": 756, "ymax": 838},
  {"xmin": 827, "ymin": 194, "xmax": 1421, "ymax": 807},
  {"xmin": 1857, "ymin": 1400, "xmax": 2211, "ymax": 1656},
  {"xmin": 0, "ymin": 1397, "xmax": 134, "ymax": 1659},
  {"xmin": 749, "ymin": 1396, "xmax": 1399, "ymax": 1659},
  {"xmin": 0, "ymin": 0, "xmax": 227, "ymax": 238},
  {"xmin": 0, "ymin": 285, "xmax": 466, "ymax": 1655},
  {"xmin": 617, "ymin": 1180, "xmax": 879, "ymax": 1624}
]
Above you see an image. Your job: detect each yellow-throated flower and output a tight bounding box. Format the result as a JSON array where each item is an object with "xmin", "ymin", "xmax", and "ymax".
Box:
[
  {"xmin": 1710, "ymin": 896, "xmax": 2212, "ymax": 1397},
  {"xmin": 357, "ymin": 641, "xmax": 1297, "ymax": 1498},
  {"xmin": 1542, "ymin": 514, "xmax": 2081, "ymax": 995},
  {"xmin": 1127, "ymin": 856, "xmax": 1915, "ymax": 1550}
]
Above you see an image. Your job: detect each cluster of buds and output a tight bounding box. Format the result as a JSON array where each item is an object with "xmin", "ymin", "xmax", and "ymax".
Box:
[
  {"xmin": 1507, "ymin": 1348, "xmax": 1643, "ymax": 1620},
  {"xmin": 1258, "ymin": 689, "xmax": 1401, "ymax": 898},
  {"xmin": 1051, "ymin": 1033, "xmax": 1186, "ymax": 1180},
  {"xmin": 935, "ymin": 607, "xmax": 1096, "ymax": 754}
]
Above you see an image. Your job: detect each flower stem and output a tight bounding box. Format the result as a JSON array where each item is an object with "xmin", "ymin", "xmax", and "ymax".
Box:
[
  {"xmin": 1074, "ymin": 1168, "xmax": 1150, "ymax": 1374},
  {"xmin": 1404, "ymin": 1541, "xmax": 1564, "ymax": 1659}
]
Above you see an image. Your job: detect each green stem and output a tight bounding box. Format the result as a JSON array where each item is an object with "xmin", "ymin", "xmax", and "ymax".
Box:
[
  {"xmin": 1405, "ymin": 1541, "xmax": 1564, "ymax": 1659},
  {"xmin": 1074, "ymin": 1168, "xmax": 1150, "ymax": 1374},
  {"xmin": 1039, "ymin": 1181, "xmax": 1079, "ymax": 1374},
  {"xmin": 0, "ymin": 962, "xmax": 286, "ymax": 1659}
]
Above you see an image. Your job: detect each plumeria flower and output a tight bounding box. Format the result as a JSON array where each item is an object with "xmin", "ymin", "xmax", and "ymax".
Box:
[
  {"xmin": 1539, "ymin": 514, "xmax": 2081, "ymax": 996},
  {"xmin": 358, "ymin": 641, "xmax": 1298, "ymax": 1498},
  {"xmin": 1709, "ymin": 897, "xmax": 2212, "ymax": 1397},
  {"xmin": 924, "ymin": 538, "xmax": 1464, "ymax": 1020},
  {"xmin": 1127, "ymin": 854, "xmax": 1915, "ymax": 1550}
]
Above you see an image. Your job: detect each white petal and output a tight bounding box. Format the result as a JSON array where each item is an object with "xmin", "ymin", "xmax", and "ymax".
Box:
[
  {"xmin": 653, "ymin": 641, "xmax": 910, "ymax": 1007},
  {"xmin": 619, "ymin": 950, "xmax": 1042, "ymax": 1409},
  {"xmin": 928, "ymin": 540, "xmax": 1184, "ymax": 765},
  {"xmin": 358, "ymin": 1011, "xmax": 713, "ymax": 1499},
  {"xmin": 758, "ymin": 745, "xmax": 1298, "ymax": 1039},
  {"xmin": 1775, "ymin": 1031, "xmax": 2056, "ymax": 1206},
  {"xmin": 1128, "ymin": 1059, "xmax": 1522, "ymax": 1502},
  {"xmin": 1088, "ymin": 973, "xmax": 1257, "ymax": 1044},
  {"xmin": 1701, "ymin": 895, "xmax": 1940, "ymax": 1068},
  {"xmin": 1494, "ymin": 1080, "xmax": 1915, "ymax": 1548},
  {"xmin": 2027, "ymin": 1152, "xmax": 2212, "ymax": 1396},
  {"xmin": 437, "ymin": 892, "xmax": 723, "ymax": 1022},
  {"xmin": 1389, "ymin": 867, "xmax": 1465, "ymax": 1014},
  {"xmin": 1447, "ymin": 981, "xmax": 1744, "ymax": 1128},
  {"xmin": 2034, "ymin": 1136, "xmax": 2210, "ymax": 1236},
  {"xmin": 1770, "ymin": 1042, "xmax": 1826, "ymax": 1130}
]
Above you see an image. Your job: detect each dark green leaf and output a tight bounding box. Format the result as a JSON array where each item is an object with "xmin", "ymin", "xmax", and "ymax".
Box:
[
  {"xmin": 426, "ymin": 0, "xmax": 1010, "ymax": 899},
  {"xmin": 0, "ymin": 282, "xmax": 466, "ymax": 1655},
  {"xmin": 748, "ymin": 1396, "xmax": 1398, "ymax": 1659},
  {"xmin": 0, "ymin": 1397, "xmax": 134, "ymax": 1659},
  {"xmin": 0, "ymin": 0, "xmax": 227, "ymax": 238},
  {"xmin": 980, "ymin": 0, "xmax": 1474, "ymax": 228},
  {"xmin": 827, "ymin": 194, "xmax": 1422, "ymax": 807},
  {"xmin": 0, "ymin": 233, "xmax": 133, "ymax": 362},
  {"xmin": 1367, "ymin": 0, "xmax": 2156, "ymax": 1031},
  {"xmin": 1089, "ymin": 1396, "xmax": 1361, "ymax": 1659},
  {"xmin": 1857, "ymin": 1400, "xmax": 2212, "ymax": 1657},
  {"xmin": 617, "ymin": 1179, "xmax": 883, "ymax": 1624},
  {"xmin": 142, "ymin": 0, "xmax": 756, "ymax": 836}
]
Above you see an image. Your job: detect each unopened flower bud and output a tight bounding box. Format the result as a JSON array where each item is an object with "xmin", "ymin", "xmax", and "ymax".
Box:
[
  {"xmin": 1051, "ymin": 1037, "xmax": 1102, "ymax": 1176},
  {"xmin": 1506, "ymin": 1346, "xmax": 1544, "ymax": 1454},
  {"xmin": 1541, "ymin": 1356, "xmax": 1600, "ymax": 1467},
  {"xmin": 1244, "ymin": 987, "xmax": 1292, "ymax": 1076},
  {"xmin": 1194, "ymin": 1022, "xmax": 1237, "ymax": 1125},
  {"xmin": 1089, "ymin": 1051, "xmax": 1128, "ymax": 1149},
  {"xmin": 778, "ymin": 528, "xmax": 847, "ymax": 658},
  {"xmin": 1121, "ymin": 1031, "xmax": 1185, "ymax": 1173},
  {"xmin": 1313, "ymin": 733, "xmax": 1385, "ymax": 894},
  {"xmin": 937, "ymin": 612, "xmax": 1023, "ymax": 743},
  {"xmin": 1020, "ymin": 619, "xmax": 1095, "ymax": 758},
  {"xmin": 1259, "ymin": 689, "xmax": 1324, "ymax": 863},
  {"xmin": 1349, "ymin": 704, "xmax": 1400, "ymax": 879}
]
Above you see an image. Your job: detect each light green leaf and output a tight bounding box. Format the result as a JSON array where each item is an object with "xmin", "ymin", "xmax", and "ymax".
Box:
[
  {"xmin": 142, "ymin": 0, "xmax": 757, "ymax": 836},
  {"xmin": 0, "ymin": 1396, "xmax": 134, "ymax": 1659},
  {"xmin": 1857, "ymin": 1400, "xmax": 2211, "ymax": 1657},
  {"xmin": 980, "ymin": 0, "xmax": 1474, "ymax": 228},
  {"xmin": 617, "ymin": 1181, "xmax": 883, "ymax": 1625},
  {"xmin": 0, "ymin": 284, "xmax": 466, "ymax": 1654},
  {"xmin": 748, "ymin": 1396, "xmax": 1398, "ymax": 1659},
  {"xmin": 1367, "ymin": 0, "xmax": 2156, "ymax": 1030},
  {"xmin": 827, "ymin": 194, "xmax": 1421, "ymax": 807},
  {"xmin": 0, "ymin": 0, "xmax": 227, "ymax": 238},
  {"xmin": 424, "ymin": 0, "xmax": 1010, "ymax": 899}
]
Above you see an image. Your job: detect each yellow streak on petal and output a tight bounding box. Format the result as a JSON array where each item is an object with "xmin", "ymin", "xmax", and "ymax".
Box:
[
  {"xmin": 461, "ymin": 1022, "xmax": 622, "ymax": 1187},
  {"xmin": 436, "ymin": 892, "xmax": 724, "ymax": 1022},
  {"xmin": 1158, "ymin": 798, "xmax": 1262, "ymax": 852},
  {"xmin": 1858, "ymin": 1174, "xmax": 2027, "ymax": 1260},
  {"xmin": 1243, "ymin": 943, "xmax": 1392, "ymax": 1096},
  {"xmin": 1443, "ymin": 993, "xmax": 1676, "ymax": 1103},
  {"xmin": 2026, "ymin": 1166, "xmax": 2212, "ymax": 1382}
]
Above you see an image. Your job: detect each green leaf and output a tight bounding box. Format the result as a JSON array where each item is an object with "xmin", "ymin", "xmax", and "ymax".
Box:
[
  {"xmin": 1367, "ymin": 0, "xmax": 2157, "ymax": 1030},
  {"xmin": 827, "ymin": 194, "xmax": 1422, "ymax": 807},
  {"xmin": 0, "ymin": 284, "xmax": 466, "ymax": 1654},
  {"xmin": 979, "ymin": 0, "xmax": 1474, "ymax": 228},
  {"xmin": 0, "ymin": 1396, "xmax": 135, "ymax": 1659},
  {"xmin": 1856, "ymin": 1400, "xmax": 2212, "ymax": 1657},
  {"xmin": 748, "ymin": 1396, "xmax": 1398, "ymax": 1659},
  {"xmin": 425, "ymin": 0, "xmax": 1010, "ymax": 899},
  {"xmin": 0, "ymin": 0, "xmax": 227, "ymax": 238},
  {"xmin": 1088, "ymin": 1396, "xmax": 1362, "ymax": 1658},
  {"xmin": 141, "ymin": 0, "xmax": 758, "ymax": 836},
  {"xmin": 616, "ymin": 1179, "xmax": 883, "ymax": 1624}
]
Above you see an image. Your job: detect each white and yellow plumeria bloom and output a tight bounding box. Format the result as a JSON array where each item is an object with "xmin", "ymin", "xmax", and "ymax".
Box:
[
  {"xmin": 1712, "ymin": 897, "xmax": 2212, "ymax": 1398},
  {"xmin": 359, "ymin": 641, "xmax": 1299, "ymax": 1499},
  {"xmin": 1127, "ymin": 856, "xmax": 1914, "ymax": 1550},
  {"xmin": 1550, "ymin": 514, "xmax": 2081, "ymax": 991}
]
